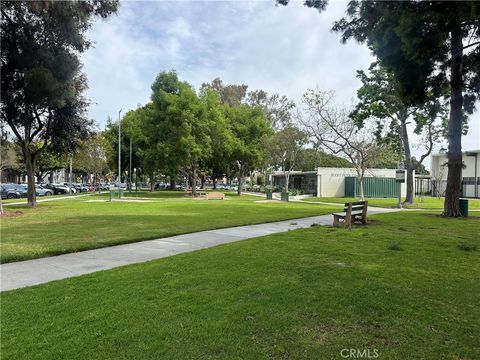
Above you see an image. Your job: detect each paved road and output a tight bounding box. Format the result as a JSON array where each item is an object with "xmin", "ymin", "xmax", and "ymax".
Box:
[{"xmin": 0, "ymin": 206, "xmax": 396, "ymax": 292}]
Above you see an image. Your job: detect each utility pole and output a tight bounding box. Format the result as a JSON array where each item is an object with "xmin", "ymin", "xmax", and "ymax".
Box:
[
  {"xmin": 129, "ymin": 136, "xmax": 132, "ymax": 193},
  {"xmin": 118, "ymin": 109, "xmax": 122, "ymax": 199}
]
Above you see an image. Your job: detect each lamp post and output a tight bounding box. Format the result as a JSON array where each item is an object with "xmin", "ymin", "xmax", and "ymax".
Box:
[
  {"xmin": 129, "ymin": 136, "xmax": 132, "ymax": 194},
  {"xmin": 69, "ymin": 155, "xmax": 73, "ymax": 195},
  {"xmin": 118, "ymin": 109, "xmax": 122, "ymax": 199}
]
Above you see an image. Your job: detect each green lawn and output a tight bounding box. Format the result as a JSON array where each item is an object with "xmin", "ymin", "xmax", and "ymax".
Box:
[
  {"xmin": 0, "ymin": 191, "xmax": 336, "ymax": 263},
  {"xmin": 1, "ymin": 212, "xmax": 478, "ymax": 359},
  {"xmin": 303, "ymin": 196, "xmax": 480, "ymax": 209}
]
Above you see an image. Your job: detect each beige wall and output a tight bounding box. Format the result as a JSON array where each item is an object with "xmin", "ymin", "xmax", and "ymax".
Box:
[
  {"xmin": 316, "ymin": 167, "xmax": 409, "ymax": 197},
  {"xmin": 431, "ymin": 151, "xmax": 480, "ymax": 180}
]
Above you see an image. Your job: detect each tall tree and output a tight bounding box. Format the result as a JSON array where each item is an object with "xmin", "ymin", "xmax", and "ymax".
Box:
[
  {"xmin": 278, "ymin": 0, "xmax": 480, "ymax": 215},
  {"xmin": 151, "ymin": 71, "xmax": 213, "ymax": 197},
  {"xmin": 1, "ymin": 0, "xmax": 119, "ymax": 206},
  {"xmin": 301, "ymin": 89, "xmax": 392, "ymax": 200},
  {"xmin": 225, "ymin": 105, "xmax": 271, "ymax": 195},
  {"xmin": 200, "ymin": 88, "xmax": 233, "ymax": 190},
  {"xmin": 333, "ymin": 2, "xmax": 480, "ymax": 215},
  {"xmin": 351, "ymin": 63, "xmax": 447, "ymax": 204}
]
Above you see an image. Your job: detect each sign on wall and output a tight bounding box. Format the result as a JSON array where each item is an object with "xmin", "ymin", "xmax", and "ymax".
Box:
[{"xmin": 396, "ymin": 170, "xmax": 405, "ymax": 183}]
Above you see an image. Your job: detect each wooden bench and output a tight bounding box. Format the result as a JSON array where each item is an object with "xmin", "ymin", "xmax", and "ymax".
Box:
[
  {"xmin": 332, "ymin": 201, "xmax": 368, "ymax": 227},
  {"xmin": 206, "ymin": 192, "xmax": 225, "ymax": 200}
]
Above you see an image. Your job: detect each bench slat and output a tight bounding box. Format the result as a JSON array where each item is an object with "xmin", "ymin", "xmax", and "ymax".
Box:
[{"xmin": 334, "ymin": 210, "xmax": 363, "ymax": 217}]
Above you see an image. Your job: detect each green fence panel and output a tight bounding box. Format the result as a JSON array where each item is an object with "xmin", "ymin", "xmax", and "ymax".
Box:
[
  {"xmin": 345, "ymin": 177, "xmax": 397, "ymax": 198},
  {"xmin": 345, "ymin": 177, "xmax": 356, "ymax": 197}
]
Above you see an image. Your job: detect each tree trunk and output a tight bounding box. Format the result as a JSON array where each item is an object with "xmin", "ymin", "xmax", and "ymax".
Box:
[
  {"xmin": 401, "ymin": 118, "xmax": 414, "ymax": 204},
  {"xmin": 200, "ymin": 173, "xmax": 205, "ymax": 190},
  {"xmin": 24, "ymin": 148, "xmax": 37, "ymax": 207},
  {"xmin": 358, "ymin": 178, "xmax": 364, "ymax": 201},
  {"xmin": 444, "ymin": 23, "xmax": 463, "ymax": 217},
  {"xmin": 237, "ymin": 163, "xmax": 244, "ymax": 196},
  {"xmin": 213, "ymin": 178, "xmax": 217, "ymax": 189},
  {"xmin": 284, "ymin": 172, "xmax": 289, "ymax": 192},
  {"xmin": 170, "ymin": 177, "xmax": 176, "ymax": 190},
  {"xmin": 150, "ymin": 173, "xmax": 154, "ymax": 192},
  {"xmin": 191, "ymin": 165, "xmax": 197, "ymax": 197}
]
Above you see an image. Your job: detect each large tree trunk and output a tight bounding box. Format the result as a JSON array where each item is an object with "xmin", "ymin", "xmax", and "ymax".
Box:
[
  {"xmin": 213, "ymin": 177, "xmax": 217, "ymax": 190},
  {"xmin": 150, "ymin": 173, "xmax": 154, "ymax": 192},
  {"xmin": 237, "ymin": 163, "xmax": 244, "ymax": 196},
  {"xmin": 170, "ymin": 177, "xmax": 176, "ymax": 190},
  {"xmin": 24, "ymin": 148, "xmax": 37, "ymax": 207},
  {"xmin": 200, "ymin": 173, "xmax": 205, "ymax": 190},
  {"xmin": 191, "ymin": 165, "xmax": 197, "ymax": 197},
  {"xmin": 400, "ymin": 118, "xmax": 414, "ymax": 204},
  {"xmin": 358, "ymin": 179, "xmax": 364, "ymax": 201},
  {"xmin": 284, "ymin": 172, "xmax": 289, "ymax": 192},
  {"xmin": 444, "ymin": 24, "xmax": 463, "ymax": 217}
]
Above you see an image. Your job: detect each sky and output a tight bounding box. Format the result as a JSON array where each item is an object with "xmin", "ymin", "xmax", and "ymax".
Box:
[{"xmin": 81, "ymin": 0, "xmax": 480, "ymax": 166}]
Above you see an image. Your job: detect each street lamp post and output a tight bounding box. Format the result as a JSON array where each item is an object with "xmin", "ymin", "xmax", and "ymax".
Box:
[
  {"xmin": 118, "ymin": 109, "xmax": 122, "ymax": 199},
  {"xmin": 129, "ymin": 136, "xmax": 132, "ymax": 194}
]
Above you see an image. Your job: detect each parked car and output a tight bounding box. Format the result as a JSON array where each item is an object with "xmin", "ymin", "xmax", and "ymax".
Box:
[
  {"xmin": 0, "ymin": 185, "xmax": 21, "ymax": 199},
  {"xmin": 2, "ymin": 183, "xmax": 28, "ymax": 197},
  {"xmin": 36, "ymin": 185, "xmax": 54, "ymax": 196},
  {"xmin": 74, "ymin": 183, "xmax": 89, "ymax": 192},
  {"xmin": 42, "ymin": 183, "xmax": 69, "ymax": 195},
  {"xmin": 62, "ymin": 183, "xmax": 77, "ymax": 193}
]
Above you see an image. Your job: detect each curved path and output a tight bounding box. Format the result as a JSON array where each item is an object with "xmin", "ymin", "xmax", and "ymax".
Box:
[{"xmin": 0, "ymin": 206, "xmax": 398, "ymax": 292}]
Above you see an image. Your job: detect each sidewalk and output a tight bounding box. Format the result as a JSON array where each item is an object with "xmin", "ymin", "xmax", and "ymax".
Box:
[
  {"xmin": 0, "ymin": 207, "xmax": 395, "ymax": 292},
  {"xmin": 2, "ymin": 191, "xmax": 106, "ymax": 206}
]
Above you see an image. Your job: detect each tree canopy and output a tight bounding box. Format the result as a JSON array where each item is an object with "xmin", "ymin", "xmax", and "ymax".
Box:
[{"xmin": 1, "ymin": 0, "xmax": 119, "ymax": 206}]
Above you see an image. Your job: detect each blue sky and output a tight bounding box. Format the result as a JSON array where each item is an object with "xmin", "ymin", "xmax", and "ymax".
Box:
[{"xmin": 81, "ymin": 0, "xmax": 479, "ymax": 160}]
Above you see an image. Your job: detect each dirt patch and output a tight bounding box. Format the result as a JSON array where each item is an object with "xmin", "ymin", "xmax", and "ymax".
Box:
[{"xmin": 2, "ymin": 210, "xmax": 24, "ymax": 217}]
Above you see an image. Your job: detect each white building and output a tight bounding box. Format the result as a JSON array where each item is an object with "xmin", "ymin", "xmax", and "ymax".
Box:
[
  {"xmin": 431, "ymin": 149, "xmax": 480, "ymax": 198},
  {"xmin": 272, "ymin": 167, "xmax": 410, "ymax": 198}
]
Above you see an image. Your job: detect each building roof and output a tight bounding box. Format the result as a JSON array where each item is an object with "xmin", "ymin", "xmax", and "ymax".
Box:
[{"xmin": 432, "ymin": 149, "xmax": 480, "ymax": 157}]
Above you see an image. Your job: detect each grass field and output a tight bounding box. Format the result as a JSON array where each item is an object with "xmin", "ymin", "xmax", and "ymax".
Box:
[
  {"xmin": 0, "ymin": 191, "xmax": 336, "ymax": 263},
  {"xmin": 303, "ymin": 196, "xmax": 480, "ymax": 209},
  {"xmin": 1, "ymin": 211, "xmax": 478, "ymax": 359}
]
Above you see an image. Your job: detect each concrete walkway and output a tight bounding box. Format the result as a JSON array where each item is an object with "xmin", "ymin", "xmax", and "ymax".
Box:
[
  {"xmin": 2, "ymin": 191, "xmax": 107, "ymax": 206},
  {"xmin": 0, "ymin": 206, "xmax": 398, "ymax": 292}
]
